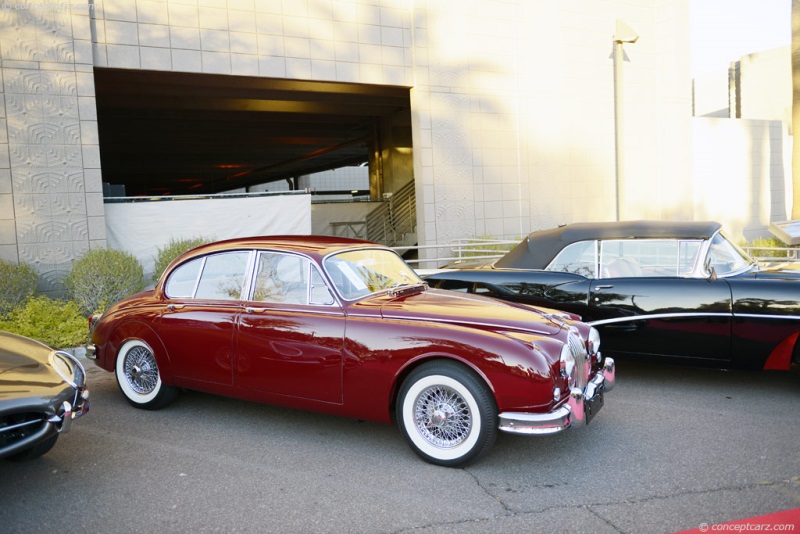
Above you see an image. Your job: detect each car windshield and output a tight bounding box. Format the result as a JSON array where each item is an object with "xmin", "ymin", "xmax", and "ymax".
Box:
[
  {"xmin": 323, "ymin": 248, "xmax": 424, "ymax": 300},
  {"xmin": 706, "ymin": 232, "xmax": 755, "ymax": 276}
]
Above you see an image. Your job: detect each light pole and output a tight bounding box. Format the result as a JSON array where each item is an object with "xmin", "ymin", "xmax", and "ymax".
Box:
[{"xmin": 613, "ymin": 19, "xmax": 639, "ymax": 221}]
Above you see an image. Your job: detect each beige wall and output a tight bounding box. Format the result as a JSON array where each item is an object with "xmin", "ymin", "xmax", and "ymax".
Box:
[
  {"xmin": 692, "ymin": 118, "xmax": 790, "ymax": 240},
  {"xmin": 411, "ymin": 0, "xmax": 693, "ymax": 250}
]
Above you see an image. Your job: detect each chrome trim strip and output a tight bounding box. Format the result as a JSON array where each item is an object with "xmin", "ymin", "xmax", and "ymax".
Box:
[
  {"xmin": 734, "ymin": 313, "xmax": 800, "ymax": 321},
  {"xmin": 589, "ymin": 312, "xmax": 729, "ymax": 326},
  {"xmin": 589, "ymin": 311, "xmax": 800, "ymax": 327},
  {"xmin": 378, "ymin": 313, "xmax": 558, "ymax": 336}
]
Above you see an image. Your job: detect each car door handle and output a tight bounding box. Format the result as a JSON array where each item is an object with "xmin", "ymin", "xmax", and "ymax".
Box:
[
  {"xmin": 595, "ymin": 285, "xmax": 614, "ymax": 290},
  {"xmin": 166, "ymin": 304, "xmax": 185, "ymax": 311},
  {"xmin": 245, "ymin": 307, "xmax": 268, "ymax": 314}
]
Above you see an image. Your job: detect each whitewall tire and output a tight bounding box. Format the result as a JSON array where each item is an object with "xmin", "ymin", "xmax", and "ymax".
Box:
[
  {"xmin": 397, "ymin": 361, "xmax": 497, "ymax": 467},
  {"xmin": 115, "ymin": 339, "xmax": 177, "ymax": 410}
]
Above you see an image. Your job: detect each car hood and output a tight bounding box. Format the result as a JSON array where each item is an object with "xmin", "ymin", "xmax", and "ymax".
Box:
[
  {"xmin": 753, "ymin": 262, "xmax": 800, "ymax": 280},
  {"xmin": 0, "ymin": 332, "xmax": 64, "ymax": 393},
  {"xmin": 376, "ymin": 288, "xmax": 565, "ymax": 336}
]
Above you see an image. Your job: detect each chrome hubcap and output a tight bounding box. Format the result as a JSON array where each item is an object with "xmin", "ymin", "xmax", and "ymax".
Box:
[
  {"xmin": 414, "ymin": 385, "xmax": 471, "ymax": 448},
  {"xmin": 124, "ymin": 346, "xmax": 158, "ymax": 395}
]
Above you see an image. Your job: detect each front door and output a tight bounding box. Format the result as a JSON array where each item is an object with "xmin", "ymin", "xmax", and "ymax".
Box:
[{"xmin": 589, "ymin": 278, "xmax": 732, "ymax": 361}]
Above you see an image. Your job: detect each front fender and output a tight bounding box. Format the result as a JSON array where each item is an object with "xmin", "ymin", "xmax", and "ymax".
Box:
[{"xmin": 102, "ymin": 321, "xmax": 174, "ymax": 385}]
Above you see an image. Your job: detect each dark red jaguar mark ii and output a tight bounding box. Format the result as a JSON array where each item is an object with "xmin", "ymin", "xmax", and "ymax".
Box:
[{"xmin": 88, "ymin": 236, "xmax": 614, "ymax": 467}]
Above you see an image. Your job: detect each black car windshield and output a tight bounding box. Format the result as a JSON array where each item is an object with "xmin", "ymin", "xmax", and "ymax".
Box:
[
  {"xmin": 707, "ymin": 232, "xmax": 755, "ymax": 276},
  {"xmin": 323, "ymin": 249, "xmax": 424, "ymax": 300}
]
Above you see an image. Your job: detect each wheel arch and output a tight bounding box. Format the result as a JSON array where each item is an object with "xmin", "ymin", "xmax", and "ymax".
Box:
[
  {"xmin": 388, "ymin": 354, "xmax": 496, "ymax": 423},
  {"xmin": 106, "ymin": 321, "xmax": 175, "ymax": 385}
]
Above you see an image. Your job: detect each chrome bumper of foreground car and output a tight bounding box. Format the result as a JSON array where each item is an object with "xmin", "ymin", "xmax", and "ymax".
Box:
[{"xmin": 498, "ymin": 357, "xmax": 615, "ymax": 436}]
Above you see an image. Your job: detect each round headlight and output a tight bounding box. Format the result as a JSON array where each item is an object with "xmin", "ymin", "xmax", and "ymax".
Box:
[
  {"xmin": 559, "ymin": 342, "xmax": 576, "ymax": 385},
  {"xmin": 588, "ymin": 327, "xmax": 601, "ymax": 355}
]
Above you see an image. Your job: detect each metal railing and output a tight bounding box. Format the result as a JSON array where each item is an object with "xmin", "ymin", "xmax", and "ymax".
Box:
[
  {"xmin": 742, "ymin": 246, "xmax": 800, "ymax": 262},
  {"xmin": 393, "ymin": 238, "xmax": 518, "ymax": 269},
  {"xmin": 366, "ymin": 180, "xmax": 417, "ymax": 247},
  {"xmin": 398, "ymin": 243, "xmax": 800, "ymax": 270}
]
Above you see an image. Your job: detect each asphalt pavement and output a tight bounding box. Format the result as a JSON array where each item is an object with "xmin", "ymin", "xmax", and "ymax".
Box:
[{"xmin": 2, "ymin": 357, "xmax": 799, "ymax": 533}]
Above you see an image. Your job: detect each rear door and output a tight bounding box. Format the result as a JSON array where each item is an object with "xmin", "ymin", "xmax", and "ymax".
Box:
[{"xmin": 157, "ymin": 251, "xmax": 252, "ymax": 385}]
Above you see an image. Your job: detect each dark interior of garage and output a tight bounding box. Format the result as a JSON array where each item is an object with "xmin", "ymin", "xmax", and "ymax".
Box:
[{"xmin": 93, "ymin": 68, "xmax": 412, "ymax": 198}]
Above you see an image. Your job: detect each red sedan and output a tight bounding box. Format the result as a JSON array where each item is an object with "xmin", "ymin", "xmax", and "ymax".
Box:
[{"xmin": 88, "ymin": 236, "xmax": 614, "ymax": 466}]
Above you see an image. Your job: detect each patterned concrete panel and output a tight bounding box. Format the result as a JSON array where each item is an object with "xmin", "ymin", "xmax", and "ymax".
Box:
[{"xmin": 0, "ymin": 3, "xmax": 98, "ymax": 295}]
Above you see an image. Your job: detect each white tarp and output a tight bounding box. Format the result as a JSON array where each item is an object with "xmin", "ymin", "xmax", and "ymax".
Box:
[{"xmin": 105, "ymin": 193, "xmax": 311, "ymax": 279}]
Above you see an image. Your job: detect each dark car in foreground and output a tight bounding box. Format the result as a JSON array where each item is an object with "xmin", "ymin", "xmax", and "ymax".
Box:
[
  {"xmin": 88, "ymin": 236, "xmax": 614, "ymax": 467},
  {"xmin": 0, "ymin": 332, "xmax": 90, "ymax": 461},
  {"xmin": 425, "ymin": 220, "xmax": 800, "ymax": 371}
]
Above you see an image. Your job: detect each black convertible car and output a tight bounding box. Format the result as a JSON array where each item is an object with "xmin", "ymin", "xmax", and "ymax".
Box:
[
  {"xmin": 0, "ymin": 332, "xmax": 90, "ymax": 461},
  {"xmin": 425, "ymin": 221, "xmax": 800, "ymax": 370}
]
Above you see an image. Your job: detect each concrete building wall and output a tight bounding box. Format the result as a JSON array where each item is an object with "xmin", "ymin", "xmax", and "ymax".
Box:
[
  {"xmin": 3, "ymin": 0, "xmax": 698, "ymax": 290},
  {"xmin": 692, "ymin": 118, "xmax": 790, "ymax": 240},
  {"xmin": 0, "ymin": 3, "xmax": 106, "ymax": 294},
  {"xmin": 738, "ymin": 47, "xmax": 791, "ymax": 127},
  {"xmin": 412, "ymin": 0, "xmax": 692, "ymax": 248}
]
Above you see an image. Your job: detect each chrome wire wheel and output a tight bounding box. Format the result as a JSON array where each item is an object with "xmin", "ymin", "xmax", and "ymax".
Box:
[
  {"xmin": 397, "ymin": 361, "xmax": 498, "ymax": 467},
  {"xmin": 123, "ymin": 344, "xmax": 159, "ymax": 395},
  {"xmin": 115, "ymin": 339, "xmax": 177, "ymax": 410},
  {"xmin": 413, "ymin": 384, "xmax": 472, "ymax": 449}
]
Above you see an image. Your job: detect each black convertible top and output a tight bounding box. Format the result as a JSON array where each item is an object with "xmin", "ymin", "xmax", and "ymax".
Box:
[{"xmin": 494, "ymin": 220, "xmax": 722, "ymax": 270}]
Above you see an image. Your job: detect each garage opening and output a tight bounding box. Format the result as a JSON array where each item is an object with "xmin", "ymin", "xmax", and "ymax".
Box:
[{"xmin": 93, "ymin": 68, "xmax": 415, "ymax": 246}]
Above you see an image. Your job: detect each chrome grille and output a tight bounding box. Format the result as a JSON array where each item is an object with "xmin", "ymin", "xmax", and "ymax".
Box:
[
  {"xmin": 568, "ymin": 331, "xmax": 590, "ymax": 391},
  {"xmin": 0, "ymin": 413, "xmax": 47, "ymax": 451}
]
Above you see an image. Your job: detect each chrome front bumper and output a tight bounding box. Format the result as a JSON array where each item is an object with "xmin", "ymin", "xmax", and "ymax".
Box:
[{"xmin": 498, "ymin": 357, "xmax": 615, "ymax": 436}]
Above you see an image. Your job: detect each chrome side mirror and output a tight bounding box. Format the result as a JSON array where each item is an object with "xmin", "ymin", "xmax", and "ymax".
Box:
[{"xmin": 704, "ymin": 257, "xmax": 717, "ymax": 281}]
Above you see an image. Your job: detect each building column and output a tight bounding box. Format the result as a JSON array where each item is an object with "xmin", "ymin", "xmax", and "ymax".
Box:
[{"xmin": 0, "ymin": 2, "xmax": 105, "ymax": 295}]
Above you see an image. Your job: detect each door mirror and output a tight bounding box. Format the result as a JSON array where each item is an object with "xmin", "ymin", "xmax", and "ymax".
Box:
[{"xmin": 704, "ymin": 256, "xmax": 717, "ymax": 281}]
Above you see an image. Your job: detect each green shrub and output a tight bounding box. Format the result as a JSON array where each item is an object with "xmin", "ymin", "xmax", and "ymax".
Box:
[
  {"xmin": 0, "ymin": 296, "xmax": 87, "ymax": 348},
  {"xmin": 740, "ymin": 236, "xmax": 788, "ymax": 258},
  {"xmin": 66, "ymin": 248, "xmax": 144, "ymax": 316},
  {"xmin": 0, "ymin": 260, "xmax": 39, "ymax": 316},
  {"xmin": 457, "ymin": 236, "xmax": 518, "ymax": 258},
  {"xmin": 153, "ymin": 236, "xmax": 211, "ymax": 282}
]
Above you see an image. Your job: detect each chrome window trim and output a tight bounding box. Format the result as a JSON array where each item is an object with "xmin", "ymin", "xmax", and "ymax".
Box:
[
  {"xmin": 322, "ymin": 247, "xmax": 423, "ymax": 303},
  {"xmin": 247, "ymin": 249, "xmax": 341, "ymax": 308},
  {"xmin": 192, "ymin": 250, "xmax": 252, "ymax": 301},
  {"xmin": 543, "ymin": 239, "xmax": 599, "ymax": 279},
  {"xmin": 164, "ymin": 256, "xmax": 206, "ymax": 299},
  {"xmin": 701, "ymin": 230, "xmax": 757, "ymax": 279}
]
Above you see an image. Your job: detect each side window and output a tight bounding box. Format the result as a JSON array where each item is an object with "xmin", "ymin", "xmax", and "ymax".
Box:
[
  {"xmin": 252, "ymin": 252, "xmax": 310, "ymax": 305},
  {"xmin": 195, "ymin": 252, "xmax": 250, "ymax": 300},
  {"xmin": 706, "ymin": 233, "xmax": 749, "ymax": 275},
  {"xmin": 600, "ymin": 239, "xmax": 702, "ymax": 278},
  {"xmin": 601, "ymin": 240, "xmax": 644, "ymax": 278},
  {"xmin": 546, "ymin": 241, "xmax": 597, "ymax": 278},
  {"xmin": 310, "ymin": 267, "xmax": 335, "ymax": 305},
  {"xmin": 165, "ymin": 258, "xmax": 203, "ymax": 298}
]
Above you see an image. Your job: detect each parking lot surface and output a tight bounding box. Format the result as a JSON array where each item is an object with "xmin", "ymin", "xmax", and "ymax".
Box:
[{"xmin": 2, "ymin": 358, "xmax": 799, "ymax": 533}]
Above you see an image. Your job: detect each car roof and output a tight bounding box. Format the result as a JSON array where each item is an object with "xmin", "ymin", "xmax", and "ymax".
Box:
[
  {"xmin": 495, "ymin": 220, "xmax": 722, "ymax": 269},
  {"xmin": 188, "ymin": 235, "xmax": 380, "ymax": 258}
]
